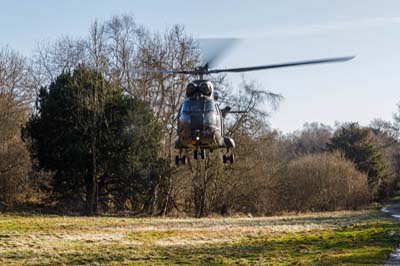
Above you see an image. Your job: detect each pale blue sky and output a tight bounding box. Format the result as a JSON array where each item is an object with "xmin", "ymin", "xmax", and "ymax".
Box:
[{"xmin": 1, "ymin": 0, "xmax": 400, "ymax": 132}]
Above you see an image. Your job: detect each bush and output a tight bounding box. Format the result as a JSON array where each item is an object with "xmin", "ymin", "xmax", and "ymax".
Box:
[{"xmin": 273, "ymin": 153, "xmax": 370, "ymax": 212}]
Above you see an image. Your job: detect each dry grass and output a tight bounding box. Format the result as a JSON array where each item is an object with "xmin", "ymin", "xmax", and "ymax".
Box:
[{"xmin": 0, "ymin": 210, "xmax": 398, "ymax": 265}]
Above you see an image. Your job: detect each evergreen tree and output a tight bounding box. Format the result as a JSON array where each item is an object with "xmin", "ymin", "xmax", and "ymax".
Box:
[
  {"xmin": 25, "ymin": 68, "xmax": 169, "ymax": 214},
  {"xmin": 328, "ymin": 122, "xmax": 394, "ymax": 200}
]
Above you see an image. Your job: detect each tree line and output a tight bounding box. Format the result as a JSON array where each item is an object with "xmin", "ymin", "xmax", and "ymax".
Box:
[{"xmin": 1, "ymin": 15, "xmax": 399, "ymax": 216}]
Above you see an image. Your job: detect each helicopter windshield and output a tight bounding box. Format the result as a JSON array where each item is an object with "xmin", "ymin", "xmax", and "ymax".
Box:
[{"xmin": 181, "ymin": 100, "xmax": 214, "ymax": 113}]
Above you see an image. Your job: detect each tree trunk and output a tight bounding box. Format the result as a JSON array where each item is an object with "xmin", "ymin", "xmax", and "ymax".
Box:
[
  {"xmin": 162, "ymin": 177, "xmax": 173, "ymax": 216},
  {"xmin": 85, "ymin": 137, "xmax": 98, "ymax": 215},
  {"xmin": 193, "ymin": 161, "xmax": 206, "ymax": 218},
  {"xmin": 149, "ymin": 183, "xmax": 160, "ymax": 215}
]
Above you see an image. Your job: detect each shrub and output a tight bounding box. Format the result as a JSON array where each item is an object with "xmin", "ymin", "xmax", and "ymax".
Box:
[{"xmin": 273, "ymin": 153, "xmax": 370, "ymax": 212}]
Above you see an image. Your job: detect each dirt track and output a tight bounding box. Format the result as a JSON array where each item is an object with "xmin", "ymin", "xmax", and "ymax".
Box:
[{"xmin": 382, "ymin": 202, "xmax": 400, "ymax": 266}]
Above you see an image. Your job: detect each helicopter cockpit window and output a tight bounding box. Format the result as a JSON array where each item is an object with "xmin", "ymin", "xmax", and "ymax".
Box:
[{"xmin": 181, "ymin": 100, "xmax": 215, "ymax": 113}]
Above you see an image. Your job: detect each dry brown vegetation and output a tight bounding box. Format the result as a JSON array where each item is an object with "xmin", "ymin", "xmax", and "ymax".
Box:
[
  {"xmin": 0, "ymin": 47, "xmax": 31, "ymax": 210},
  {"xmin": 272, "ymin": 153, "xmax": 370, "ymax": 212}
]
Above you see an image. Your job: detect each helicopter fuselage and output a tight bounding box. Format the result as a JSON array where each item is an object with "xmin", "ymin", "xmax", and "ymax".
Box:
[
  {"xmin": 176, "ymin": 97, "xmax": 224, "ymax": 149},
  {"xmin": 174, "ymin": 80, "xmax": 235, "ymax": 164}
]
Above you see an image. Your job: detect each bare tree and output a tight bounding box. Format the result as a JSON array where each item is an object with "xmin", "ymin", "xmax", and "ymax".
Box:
[
  {"xmin": 288, "ymin": 122, "xmax": 333, "ymax": 156},
  {"xmin": 184, "ymin": 79, "xmax": 282, "ymax": 217},
  {"xmin": 0, "ymin": 47, "xmax": 31, "ymax": 210}
]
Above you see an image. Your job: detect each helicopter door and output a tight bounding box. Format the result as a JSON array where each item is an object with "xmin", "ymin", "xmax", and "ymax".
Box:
[
  {"xmin": 177, "ymin": 105, "xmax": 182, "ymax": 132},
  {"xmin": 216, "ymin": 104, "xmax": 223, "ymax": 135}
]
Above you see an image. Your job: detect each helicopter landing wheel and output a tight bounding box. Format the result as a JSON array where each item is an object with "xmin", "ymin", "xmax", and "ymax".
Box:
[
  {"xmin": 175, "ymin": 155, "xmax": 186, "ymax": 166},
  {"xmin": 200, "ymin": 149, "xmax": 206, "ymax": 159},
  {"xmin": 223, "ymin": 154, "xmax": 234, "ymax": 164}
]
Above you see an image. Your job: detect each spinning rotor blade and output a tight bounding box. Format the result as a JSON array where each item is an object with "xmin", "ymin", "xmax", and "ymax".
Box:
[
  {"xmin": 228, "ymin": 111, "xmax": 247, "ymax": 113},
  {"xmin": 134, "ymin": 38, "xmax": 238, "ymax": 76},
  {"xmin": 135, "ymin": 69, "xmax": 174, "ymax": 75},
  {"xmin": 133, "ymin": 68, "xmax": 199, "ymax": 75},
  {"xmin": 135, "ymin": 55, "xmax": 354, "ymax": 76},
  {"xmin": 207, "ymin": 56, "xmax": 354, "ymax": 74},
  {"xmin": 198, "ymin": 38, "xmax": 238, "ymax": 69}
]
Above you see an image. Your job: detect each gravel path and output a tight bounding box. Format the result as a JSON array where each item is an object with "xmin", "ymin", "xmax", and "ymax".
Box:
[{"xmin": 382, "ymin": 202, "xmax": 400, "ymax": 266}]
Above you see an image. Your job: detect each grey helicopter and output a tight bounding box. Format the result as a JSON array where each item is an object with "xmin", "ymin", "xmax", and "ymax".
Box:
[
  {"xmin": 140, "ymin": 40, "xmax": 354, "ymax": 165},
  {"xmin": 172, "ymin": 54, "xmax": 354, "ymax": 165}
]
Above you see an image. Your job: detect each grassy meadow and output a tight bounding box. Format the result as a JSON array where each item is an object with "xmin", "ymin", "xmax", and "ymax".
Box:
[{"xmin": 0, "ymin": 209, "xmax": 399, "ymax": 265}]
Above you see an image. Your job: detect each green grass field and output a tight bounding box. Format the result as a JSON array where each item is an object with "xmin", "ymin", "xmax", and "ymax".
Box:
[{"xmin": 0, "ymin": 210, "xmax": 399, "ymax": 265}]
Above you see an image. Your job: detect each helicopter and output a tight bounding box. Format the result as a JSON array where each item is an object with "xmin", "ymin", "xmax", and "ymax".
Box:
[
  {"xmin": 172, "ymin": 54, "xmax": 354, "ymax": 165},
  {"xmin": 140, "ymin": 40, "xmax": 354, "ymax": 165}
]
